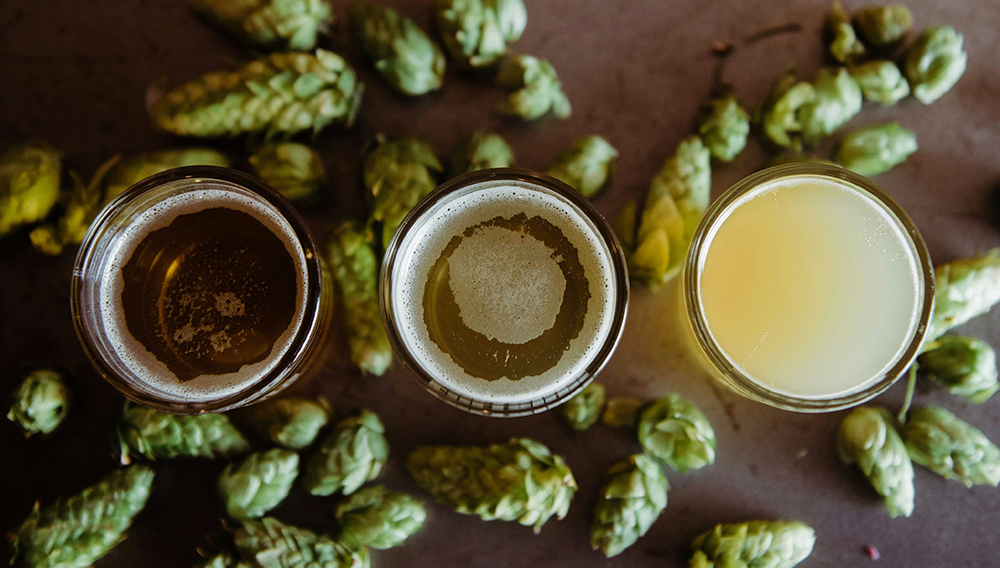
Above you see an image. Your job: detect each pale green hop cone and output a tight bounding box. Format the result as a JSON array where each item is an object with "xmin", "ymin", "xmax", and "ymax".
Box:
[
  {"xmin": 637, "ymin": 394, "xmax": 717, "ymax": 473},
  {"xmin": 825, "ymin": 1, "xmax": 865, "ymax": 64},
  {"xmin": 544, "ymin": 135, "xmax": 618, "ymax": 198},
  {"xmin": 902, "ymin": 406, "xmax": 1000, "ymax": 487},
  {"xmin": 849, "ymin": 60, "xmax": 910, "ymax": 106},
  {"xmin": 697, "ymin": 94, "xmax": 750, "ymax": 163},
  {"xmin": 234, "ymin": 517, "xmax": 370, "ymax": 568},
  {"xmin": 7, "ymin": 368, "xmax": 70, "ymax": 437},
  {"xmin": 30, "ymin": 159, "xmax": 117, "ymax": 255},
  {"xmin": 926, "ymin": 250, "xmax": 1000, "ymax": 343},
  {"xmin": 188, "ymin": 0, "xmax": 333, "ymax": 51},
  {"xmin": 918, "ymin": 336, "xmax": 999, "ymax": 403},
  {"xmin": 233, "ymin": 396, "xmax": 331, "ymax": 450},
  {"xmin": 0, "ymin": 142, "xmax": 61, "ymax": 238},
  {"xmin": 99, "ymin": 148, "xmax": 232, "ymax": 206},
  {"xmin": 433, "ymin": 0, "xmax": 527, "ymax": 69},
  {"xmin": 336, "ymin": 485, "xmax": 427, "ymax": 549},
  {"xmin": 494, "ymin": 55, "xmax": 571, "ymax": 121},
  {"xmin": 590, "ymin": 453, "xmax": 669, "ymax": 557},
  {"xmin": 836, "ymin": 406, "xmax": 914, "ymax": 518},
  {"xmin": 854, "ymin": 4, "xmax": 913, "ymax": 47},
  {"xmin": 758, "ymin": 68, "xmax": 815, "ymax": 148},
  {"xmin": 689, "ymin": 520, "xmax": 816, "ymax": 568},
  {"xmin": 116, "ymin": 400, "xmax": 251, "ymax": 463},
  {"xmin": 835, "ymin": 122, "xmax": 916, "ymax": 176},
  {"xmin": 904, "ymin": 26, "xmax": 968, "ymax": 105},
  {"xmin": 249, "ymin": 142, "xmax": 326, "ymax": 204},
  {"xmin": 449, "ymin": 131, "xmax": 515, "ymax": 177},
  {"xmin": 559, "ymin": 381, "xmax": 606, "ymax": 431},
  {"xmin": 798, "ymin": 66, "xmax": 862, "ymax": 144},
  {"xmin": 219, "ymin": 448, "xmax": 300, "ymax": 520},
  {"xmin": 349, "ymin": 2, "xmax": 445, "ymax": 96},
  {"xmin": 302, "ymin": 409, "xmax": 388, "ymax": 496}
]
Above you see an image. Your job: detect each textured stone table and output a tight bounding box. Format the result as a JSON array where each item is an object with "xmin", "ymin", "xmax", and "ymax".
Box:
[{"xmin": 2, "ymin": 0, "xmax": 999, "ymax": 566}]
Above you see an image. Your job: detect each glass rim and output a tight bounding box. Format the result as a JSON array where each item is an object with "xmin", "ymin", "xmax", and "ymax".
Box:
[
  {"xmin": 71, "ymin": 165, "xmax": 326, "ymax": 414},
  {"xmin": 683, "ymin": 163, "xmax": 935, "ymax": 412},
  {"xmin": 379, "ymin": 168, "xmax": 630, "ymax": 418}
]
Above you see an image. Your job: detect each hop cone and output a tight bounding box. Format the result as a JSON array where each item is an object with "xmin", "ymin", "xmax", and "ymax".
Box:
[
  {"xmin": 406, "ymin": 437, "xmax": 577, "ymax": 533},
  {"xmin": 925, "ymin": 250, "xmax": 1000, "ymax": 343},
  {"xmin": 362, "ymin": 134, "xmax": 443, "ymax": 249},
  {"xmin": 590, "ymin": 453, "xmax": 669, "ymax": 557},
  {"xmin": 836, "ymin": 406, "xmax": 914, "ymax": 518},
  {"xmin": 100, "ymin": 148, "xmax": 231, "ymax": 206},
  {"xmin": 689, "ymin": 520, "xmax": 816, "ymax": 568},
  {"xmin": 919, "ymin": 336, "xmax": 999, "ymax": 403},
  {"xmin": 196, "ymin": 553, "xmax": 252, "ymax": 568},
  {"xmin": 798, "ymin": 67, "xmax": 862, "ymax": 144},
  {"xmin": 544, "ymin": 135, "xmax": 618, "ymax": 198},
  {"xmin": 10, "ymin": 465, "xmax": 154, "ymax": 568},
  {"xmin": 234, "ymin": 517, "xmax": 370, "ymax": 568},
  {"xmin": 249, "ymin": 142, "xmax": 326, "ymax": 204},
  {"xmin": 902, "ymin": 406, "xmax": 1000, "ymax": 487},
  {"xmin": 0, "ymin": 142, "xmax": 61, "ymax": 237},
  {"xmin": 849, "ymin": 60, "xmax": 910, "ymax": 106},
  {"xmin": 150, "ymin": 49, "xmax": 363, "ymax": 139},
  {"xmin": 188, "ymin": 0, "xmax": 333, "ymax": 50},
  {"xmin": 825, "ymin": 1, "xmax": 864, "ymax": 64},
  {"xmin": 697, "ymin": 94, "xmax": 750, "ymax": 163},
  {"xmin": 637, "ymin": 395, "xmax": 717, "ymax": 473},
  {"xmin": 302, "ymin": 409, "xmax": 388, "ymax": 496},
  {"xmin": 758, "ymin": 68, "xmax": 815, "ymax": 148},
  {"xmin": 494, "ymin": 55, "xmax": 571, "ymax": 121},
  {"xmin": 904, "ymin": 26, "xmax": 968, "ymax": 105},
  {"xmin": 601, "ymin": 397, "xmax": 643, "ymax": 428},
  {"xmin": 7, "ymin": 368, "xmax": 70, "ymax": 437},
  {"xmin": 559, "ymin": 381, "xmax": 606, "ymax": 431},
  {"xmin": 116, "ymin": 400, "xmax": 251, "ymax": 463},
  {"xmin": 335, "ymin": 485, "xmax": 427, "ymax": 549},
  {"xmin": 233, "ymin": 396, "xmax": 331, "ymax": 450},
  {"xmin": 449, "ymin": 131, "xmax": 515, "ymax": 177},
  {"xmin": 29, "ymin": 157, "xmax": 117, "ymax": 255},
  {"xmin": 219, "ymin": 448, "xmax": 300, "ymax": 520},
  {"xmin": 326, "ymin": 221, "xmax": 393, "ymax": 375},
  {"xmin": 349, "ymin": 2, "xmax": 445, "ymax": 96},
  {"xmin": 836, "ymin": 122, "xmax": 917, "ymax": 176},
  {"xmin": 433, "ymin": 0, "xmax": 526, "ymax": 69},
  {"xmin": 854, "ymin": 4, "xmax": 913, "ymax": 47}
]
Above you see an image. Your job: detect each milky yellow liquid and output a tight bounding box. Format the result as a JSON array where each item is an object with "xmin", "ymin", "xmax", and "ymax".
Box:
[{"xmin": 698, "ymin": 175, "xmax": 921, "ymax": 398}]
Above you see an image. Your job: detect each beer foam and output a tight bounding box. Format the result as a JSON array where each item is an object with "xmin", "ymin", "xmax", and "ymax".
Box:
[
  {"xmin": 391, "ymin": 180, "xmax": 618, "ymax": 405},
  {"xmin": 97, "ymin": 181, "xmax": 309, "ymax": 403}
]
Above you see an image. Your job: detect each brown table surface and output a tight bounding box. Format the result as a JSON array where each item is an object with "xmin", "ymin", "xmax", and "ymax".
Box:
[{"xmin": 3, "ymin": 0, "xmax": 1000, "ymax": 566}]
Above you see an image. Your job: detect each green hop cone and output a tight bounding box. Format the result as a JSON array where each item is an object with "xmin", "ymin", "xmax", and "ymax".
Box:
[
  {"xmin": 433, "ymin": 0, "xmax": 526, "ymax": 69},
  {"xmin": 919, "ymin": 336, "xmax": 999, "ymax": 403},
  {"xmin": 494, "ymin": 55, "xmax": 572, "ymax": 121},
  {"xmin": 234, "ymin": 517, "xmax": 370, "ymax": 568},
  {"xmin": 150, "ymin": 49, "xmax": 363, "ymax": 139},
  {"xmin": 559, "ymin": 381, "xmax": 606, "ymax": 431},
  {"xmin": 637, "ymin": 394, "xmax": 717, "ymax": 473},
  {"xmin": 825, "ymin": 1, "xmax": 865, "ymax": 64},
  {"xmin": 362, "ymin": 134, "xmax": 443, "ymax": 250},
  {"xmin": 188, "ymin": 0, "xmax": 333, "ymax": 51},
  {"xmin": 249, "ymin": 142, "xmax": 326, "ymax": 204},
  {"xmin": 601, "ymin": 397, "xmax": 643, "ymax": 428},
  {"xmin": 7, "ymin": 368, "xmax": 70, "ymax": 438},
  {"xmin": 849, "ymin": 60, "xmax": 910, "ymax": 106},
  {"xmin": 590, "ymin": 453, "xmax": 669, "ymax": 558},
  {"xmin": 758, "ymin": 68, "xmax": 815, "ymax": 148},
  {"xmin": 349, "ymin": 2, "xmax": 445, "ymax": 96},
  {"xmin": 544, "ymin": 135, "xmax": 618, "ymax": 198},
  {"xmin": 836, "ymin": 122, "xmax": 917, "ymax": 176},
  {"xmin": 904, "ymin": 26, "xmax": 968, "ymax": 105},
  {"xmin": 115, "ymin": 400, "xmax": 251, "ymax": 463},
  {"xmin": 10, "ymin": 465, "xmax": 154, "ymax": 568},
  {"xmin": 302, "ymin": 409, "xmax": 388, "ymax": 496},
  {"xmin": 0, "ymin": 142, "xmax": 61, "ymax": 238},
  {"xmin": 629, "ymin": 136, "xmax": 711, "ymax": 287},
  {"xmin": 927, "ymin": 250, "xmax": 1000, "ymax": 343},
  {"xmin": 101, "ymin": 148, "xmax": 232, "ymax": 206},
  {"xmin": 335, "ymin": 485, "xmax": 427, "ymax": 549},
  {"xmin": 196, "ymin": 552, "xmax": 252, "ymax": 568},
  {"xmin": 697, "ymin": 94, "xmax": 750, "ymax": 163},
  {"xmin": 219, "ymin": 448, "xmax": 300, "ymax": 520},
  {"xmin": 902, "ymin": 406, "xmax": 1000, "ymax": 487},
  {"xmin": 799, "ymin": 67, "xmax": 862, "ymax": 145},
  {"xmin": 234, "ymin": 397, "xmax": 331, "ymax": 450},
  {"xmin": 449, "ymin": 131, "xmax": 515, "ymax": 177},
  {"xmin": 326, "ymin": 221, "xmax": 393, "ymax": 375},
  {"xmin": 689, "ymin": 520, "xmax": 816, "ymax": 568},
  {"xmin": 836, "ymin": 406, "xmax": 914, "ymax": 518},
  {"xmin": 406, "ymin": 437, "xmax": 577, "ymax": 533},
  {"xmin": 30, "ymin": 158, "xmax": 119, "ymax": 255},
  {"xmin": 854, "ymin": 4, "xmax": 913, "ymax": 48}
]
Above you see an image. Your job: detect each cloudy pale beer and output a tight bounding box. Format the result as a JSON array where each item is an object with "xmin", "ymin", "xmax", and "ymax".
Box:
[{"xmin": 381, "ymin": 170, "xmax": 629, "ymax": 417}]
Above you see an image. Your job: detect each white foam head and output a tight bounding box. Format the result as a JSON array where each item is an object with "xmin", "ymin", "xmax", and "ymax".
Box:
[{"xmin": 390, "ymin": 179, "xmax": 618, "ymax": 405}]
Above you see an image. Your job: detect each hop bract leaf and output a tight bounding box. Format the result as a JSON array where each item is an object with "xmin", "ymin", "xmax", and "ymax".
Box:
[
  {"xmin": 697, "ymin": 94, "xmax": 750, "ymax": 163},
  {"xmin": 849, "ymin": 60, "xmax": 910, "ymax": 106},
  {"xmin": 759, "ymin": 68, "xmax": 815, "ymax": 148},
  {"xmin": 362, "ymin": 134, "xmax": 443, "ymax": 250},
  {"xmin": 249, "ymin": 142, "xmax": 326, "ymax": 204},
  {"xmin": 433, "ymin": 0, "xmax": 526, "ymax": 69},
  {"xmin": 493, "ymin": 55, "xmax": 572, "ymax": 121},
  {"xmin": 406, "ymin": 437, "xmax": 577, "ymax": 533},
  {"xmin": 836, "ymin": 122, "xmax": 917, "ymax": 176},
  {"xmin": 188, "ymin": 0, "xmax": 333, "ymax": 50},
  {"xmin": 11, "ymin": 465, "xmax": 154, "ymax": 568},
  {"xmin": 219, "ymin": 448, "xmax": 300, "ymax": 520},
  {"xmin": 449, "ymin": 131, "xmax": 515, "ymax": 177},
  {"xmin": 904, "ymin": 26, "xmax": 968, "ymax": 105},
  {"xmin": 116, "ymin": 400, "xmax": 251, "ymax": 463},
  {"xmin": 559, "ymin": 381, "xmax": 606, "ymax": 431},
  {"xmin": 902, "ymin": 406, "xmax": 1000, "ymax": 487},
  {"xmin": 854, "ymin": 4, "xmax": 913, "ymax": 47},
  {"xmin": 637, "ymin": 394, "xmax": 717, "ymax": 473},
  {"xmin": 825, "ymin": 1, "xmax": 865, "ymax": 64},
  {"xmin": 919, "ymin": 336, "xmax": 999, "ymax": 403},
  {"xmin": 326, "ymin": 221, "xmax": 392, "ymax": 375},
  {"xmin": 836, "ymin": 406, "xmax": 914, "ymax": 518},
  {"xmin": 590, "ymin": 453, "xmax": 669, "ymax": 558},
  {"xmin": 150, "ymin": 49, "xmax": 363, "ymax": 139},
  {"xmin": 689, "ymin": 520, "xmax": 816, "ymax": 568},
  {"xmin": 234, "ymin": 517, "xmax": 370, "ymax": 568},
  {"xmin": 798, "ymin": 67, "xmax": 862, "ymax": 145},
  {"xmin": 101, "ymin": 148, "xmax": 232, "ymax": 206},
  {"xmin": 233, "ymin": 397, "xmax": 331, "ymax": 450},
  {"xmin": 336, "ymin": 485, "xmax": 427, "ymax": 550},
  {"xmin": 544, "ymin": 135, "xmax": 618, "ymax": 198},
  {"xmin": 927, "ymin": 250, "xmax": 1000, "ymax": 343},
  {"xmin": 7, "ymin": 368, "xmax": 70, "ymax": 437},
  {"xmin": 349, "ymin": 2, "xmax": 446, "ymax": 96},
  {"xmin": 302, "ymin": 409, "xmax": 389, "ymax": 496},
  {"xmin": 0, "ymin": 142, "xmax": 61, "ymax": 238}
]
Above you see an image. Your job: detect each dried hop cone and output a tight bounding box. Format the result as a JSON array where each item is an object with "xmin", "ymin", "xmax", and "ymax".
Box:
[
  {"xmin": 7, "ymin": 368, "xmax": 70, "ymax": 437},
  {"xmin": 637, "ymin": 394, "xmax": 717, "ymax": 473},
  {"xmin": 689, "ymin": 520, "xmax": 816, "ymax": 568},
  {"xmin": 902, "ymin": 406, "xmax": 1000, "ymax": 487},
  {"xmin": 758, "ymin": 68, "xmax": 815, "ymax": 148},
  {"xmin": 493, "ymin": 55, "xmax": 572, "ymax": 121},
  {"xmin": 302, "ymin": 409, "xmax": 389, "ymax": 496},
  {"xmin": 836, "ymin": 122, "xmax": 917, "ymax": 176},
  {"xmin": 349, "ymin": 1, "xmax": 446, "ymax": 96},
  {"xmin": 853, "ymin": 4, "xmax": 913, "ymax": 47},
  {"xmin": 232, "ymin": 396, "xmax": 331, "ymax": 450},
  {"xmin": 798, "ymin": 66, "xmax": 862, "ymax": 145},
  {"xmin": 919, "ymin": 336, "xmax": 999, "ymax": 403},
  {"xmin": 433, "ymin": 0, "xmax": 527, "ymax": 69},
  {"xmin": 115, "ymin": 400, "xmax": 251, "ymax": 463},
  {"xmin": 544, "ymin": 135, "xmax": 618, "ymax": 198},
  {"xmin": 926, "ymin": 250, "xmax": 1000, "ymax": 344},
  {"xmin": 187, "ymin": 0, "xmax": 333, "ymax": 51},
  {"xmin": 249, "ymin": 142, "xmax": 327, "ymax": 204},
  {"xmin": 559, "ymin": 381, "xmax": 606, "ymax": 431},
  {"xmin": 449, "ymin": 131, "xmax": 515, "ymax": 177},
  {"xmin": 336, "ymin": 485, "xmax": 427, "ymax": 550},
  {"xmin": 825, "ymin": 1, "xmax": 865, "ymax": 64},
  {"xmin": 849, "ymin": 60, "xmax": 910, "ymax": 106},
  {"xmin": 697, "ymin": 94, "xmax": 750, "ymax": 163},
  {"xmin": 218, "ymin": 448, "xmax": 300, "ymax": 520},
  {"xmin": 590, "ymin": 453, "xmax": 669, "ymax": 557},
  {"xmin": 234, "ymin": 517, "xmax": 370, "ymax": 568},
  {"xmin": 0, "ymin": 142, "xmax": 61, "ymax": 238},
  {"xmin": 904, "ymin": 26, "xmax": 968, "ymax": 105},
  {"xmin": 836, "ymin": 406, "xmax": 914, "ymax": 518}
]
